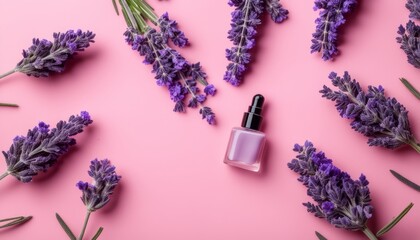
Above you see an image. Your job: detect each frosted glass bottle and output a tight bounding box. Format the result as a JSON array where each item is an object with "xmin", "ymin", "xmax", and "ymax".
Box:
[{"xmin": 224, "ymin": 94, "xmax": 266, "ymax": 172}]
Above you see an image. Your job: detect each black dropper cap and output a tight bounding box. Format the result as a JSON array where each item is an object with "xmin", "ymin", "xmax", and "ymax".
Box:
[{"xmin": 241, "ymin": 94, "xmax": 265, "ymax": 131}]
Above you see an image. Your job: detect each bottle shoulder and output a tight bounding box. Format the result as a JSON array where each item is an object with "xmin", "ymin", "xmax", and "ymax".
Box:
[{"xmin": 231, "ymin": 127, "xmax": 265, "ymax": 136}]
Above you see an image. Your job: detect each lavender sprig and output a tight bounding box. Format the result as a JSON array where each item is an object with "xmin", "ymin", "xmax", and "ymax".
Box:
[
  {"xmin": 115, "ymin": 0, "xmax": 217, "ymax": 124},
  {"xmin": 406, "ymin": 0, "xmax": 420, "ymax": 20},
  {"xmin": 224, "ymin": 0, "xmax": 288, "ymax": 86},
  {"xmin": 320, "ymin": 71, "xmax": 420, "ymax": 152},
  {"xmin": 1, "ymin": 111, "xmax": 92, "ymax": 183},
  {"xmin": 397, "ymin": 20, "xmax": 420, "ymax": 69},
  {"xmin": 0, "ymin": 30, "xmax": 95, "ymax": 79},
  {"xmin": 288, "ymin": 141, "xmax": 413, "ymax": 239},
  {"xmin": 56, "ymin": 159, "xmax": 120, "ymax": 240},
  {"xmin": 320, "ymin": 71, "xmax": 420, "ymax": 191},
  {"xmin": 310, "ymin": 0, "xmax": 357, "ymax": 61},
  {"xmin": 288, "ymin": 141, "xmax": 375, "ymax": 238}
]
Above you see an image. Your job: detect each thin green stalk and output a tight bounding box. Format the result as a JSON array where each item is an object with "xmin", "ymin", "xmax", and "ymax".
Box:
[
  {"xmin": 0, "ymin": 68, "xmax": 17, "ymax": 79},
  {"xmin": 77, "ymin": 211, "xmax": 91, "ymax": 240},
  {"xmin": 0, "ymin": 102, "xmax": 18, "ymax": 107},
  {"xmin": 0, "ymin": 216, "xmax": 32, "ymax": 229},
  {"xmin": 362, "ymin": 227, "xmax": 378, "ymax": 240},
  {"xmin": 0, "ymin": 171, "xmax": 9, "ymax": 181},
  {"xmin": 407, "ymin": 140, "xmax": 420, "ymax": 154},
  {"xmin": 400, "ymin": 78, "xmax": 420, "ymax": 100}
]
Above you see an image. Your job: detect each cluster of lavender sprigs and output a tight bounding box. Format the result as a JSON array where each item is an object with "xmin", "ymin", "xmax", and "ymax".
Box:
[
  {"xmin": 397, "ymin": 0, "xmax": 420, "ymax": 69},
  {"xmin": 224, "ymin": 0, "xmax": 288, "ymax": 86},
  {"xmin": 115, "ymin": 0, "xmax": 216, "ymax": 124},
  {"xmin": 310, "ymin": 0, "xmax": 357, "ymax": 61},
  {"xmin": 288, "ymin": 141, "xmax": 376, "ymax": 239}
]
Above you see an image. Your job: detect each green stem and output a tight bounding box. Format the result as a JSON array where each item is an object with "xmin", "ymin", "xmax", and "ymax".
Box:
[
  {"xmin": 0, "ymin": 171, "xmax": 9, "ymax": 181},
  {"xmin": 362, "ymin": 227, "xmax": 378, "ymax": 240},
  {"xmin": 77, "ymin": 211, "xmax": 91, "ymax": 240},
  {"xmin": 0, "ymin": 69, "xmax": 17, "ymax": 79},
  {"xmin": 407, "ymin": 140, "xmax": 420, "ymax": 154},
  {"xmin": 0, "ymin": 102, "xmax": 18, "ymax": 107}
]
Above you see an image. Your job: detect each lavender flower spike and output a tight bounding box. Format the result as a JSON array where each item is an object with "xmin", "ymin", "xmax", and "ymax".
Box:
[
  {"xmin": 288, "ymin": 141, "xmax": 375, "ymax": 238},
  {"xmin": 0, "ymin": 30, "xmax": 95, "ymax": 79},
  {"xmin": 397, "ymin": 20, "xmax": 420, "ymax": 69},
  {"xmin": 77, "ymin": 159, "xmax": 121, "ymax": 212},
  {"xmin": 320, "ymin": 71, "xmax": 420, "ymax": 153},
  {"xmin": 76, "ymin": 159, "xmax": 120, "ymax": 239},
  {"xmin": 406, "ymin": 0, "xmax": 420, "ymax": 19},
  {"xmin": 1, "ymin": 111, "xmax": 92, "ymax": 183},
  {"xmin": 224, "ymin": 0, "xmax": 288, "ymax": 86},
  {"xmin": 310, "ymin": 0, "xmax": 357, "ymax": 61}
]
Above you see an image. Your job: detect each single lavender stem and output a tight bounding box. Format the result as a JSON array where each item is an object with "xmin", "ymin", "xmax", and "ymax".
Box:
[
  {"xmin": 362, "ymin": 227, "xmax": 378, "ymax": 240},
  {"xmin": 0, "ymin": 102, "xmax": 18, "ymax": 107},
  {"xmin": 0, "ymin": 69, "xmax": 17, "ymax": 79},
  {"xmin": 407, "ymin": 140, "xmax": 420, "ymax": 154},
  {"xmin": 78, "ymin": 211, "xmax": 91, "ymax": 240},
  {"xmin": 0, "ymin": 171, "xmax": 9, "ymax": 181}
]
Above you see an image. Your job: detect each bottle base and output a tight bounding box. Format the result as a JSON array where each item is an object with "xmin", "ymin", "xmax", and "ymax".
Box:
[{"xmin": 223, "ymin": 159, "xmax": 261, "ymax": 172}]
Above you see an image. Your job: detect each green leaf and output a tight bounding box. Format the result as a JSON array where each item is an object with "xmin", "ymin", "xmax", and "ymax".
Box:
[
  {"xmin": 91, "ymin": 227, "xmax": 104, "ymax": 240},
  {"xmin": 315, "ymin": 231, "xmax": 328, "ymax": 240},
  {"xmin": 390, "ymin": 170, "xmax": 420, "ymax": 192},
  {"xmin": 400, "ymin": 78, "xmax": 420, "ymax": 100},
  {"xmin": 112, "ymin": 0, "xmax": 120, "ymax": 15},
  {"xmin": 0, "ymin": 216, "xmax": 32, "ymax": 229},
  {"xmin": 376, "ymin": 202, "xmax": 414, "ymax": 237},
  {"xmin": 55, "ymin": 213, "xmax": 76, "ymax": 240}
]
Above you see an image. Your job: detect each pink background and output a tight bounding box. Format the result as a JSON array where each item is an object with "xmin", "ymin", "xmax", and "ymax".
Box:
[{"xmin": 0, "ymin": 0, "xmax": 419, "ymax": 239}]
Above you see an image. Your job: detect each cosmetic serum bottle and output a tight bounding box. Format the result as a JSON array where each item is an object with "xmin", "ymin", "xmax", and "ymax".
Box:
[{"xmin": 224, "ymin": 94, "xmax": 266, "ymax": 172}]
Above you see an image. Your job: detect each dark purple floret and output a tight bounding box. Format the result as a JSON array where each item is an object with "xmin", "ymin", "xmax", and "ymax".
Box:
[
  {"xmin": 124, "ymin": 27, "xmax": 216, "ymax": 124},
  {"xmin": 397, "ymin": 20, "xmax": 420, "ymax": 69},
  {"xmin": 158, "ymin": 12, "xmax": 188, "ymax": 48},
  {"xmin": 406, "ymin": 0, "xmax": 420, "ymax": 19},
  {"xmin": 310, "ymin": 0, "xmax": 357, "ymax": 61},
  {"xmin": 224, "ymin": 0, "xmax": 288, "ymax": 86},
  {"xmin": 265, "ymin": 0, "xmax": 289, "ymax": 23},
  {"xmin": 3, "ymin": 112, "xmax": 92, "ymax": 182},
  {"xmin": 77, "ymin": 159, "xmax": 121, "ymax": 212},
  {"xmin": 204, "ymin": 84, "xmax": 217, "ymax": 96},
  {"xmin": 320, "ymin": 71, "xmax": 418, "ymax": 151},
  {"xmin": 288, "ymin": 141, "xmax": 373, "ymax": 231},
  {"xmin": 200, "ymin": 107, "xmax": 216, "ymax": 125},
  {"xmin": 16, "ymin": 30, "xmax": 95, "ymax": 77}
]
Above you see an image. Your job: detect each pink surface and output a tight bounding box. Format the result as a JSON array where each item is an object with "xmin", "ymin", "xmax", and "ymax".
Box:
[{"xmin": 0, "ymin": 0, "xmax": 419, "ymax": 239}]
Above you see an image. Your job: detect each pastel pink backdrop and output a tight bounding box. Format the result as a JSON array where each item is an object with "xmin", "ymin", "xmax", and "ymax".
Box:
[{"xmin": 0, "ymin": 0, "xmax": 419, "ymax": 239}]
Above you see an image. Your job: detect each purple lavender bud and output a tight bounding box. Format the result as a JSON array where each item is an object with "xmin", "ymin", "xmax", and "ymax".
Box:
[
  {"xmin": 265, "ymin": 0, "xmax": 289, "ymax": 23},
  {"xmin": 397, "ymin": 20, "xmax": 420, "ymax": 69},
  {"xmin": 310, "ymin": 0, "xmax": 357, "ymax": 61},
  {"xmin": 406, "ymin": 0, "xmax": 420, "ymax": 19},
  {"xmin": 320, "ymin": 71, "xmax": 417, "ymax": 150},
  {"xmin": 204, "ymin": 84, "xmax": 217, "ymax": 96},
  {"xmin": 3, "ymin": 112, "xmax": 92, "ymax": 183},
  {"xmin": 288, "ymin": 141, "xmax": 373, "ymax": 231},
  {"xmin": 196, "ymin": 94, "xmax": 206, "ymax": 103},
  {"xmin": 169, "ymin": 82, "xmax": 187, "ymax": 102},
  {"xmin": 16, "ymin": 30, "xmax": 95, "ymax": 77},
  {"xmin": 77, "ymin": 159, "xmax": 121, "ymax": 212},
  {"xmin": 200, "ymin": 107, "xmax": 216, "ymax": 125},
  {"xmin": 158, "ymin": 12, "xmax": 189, "ymax": 47}
]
